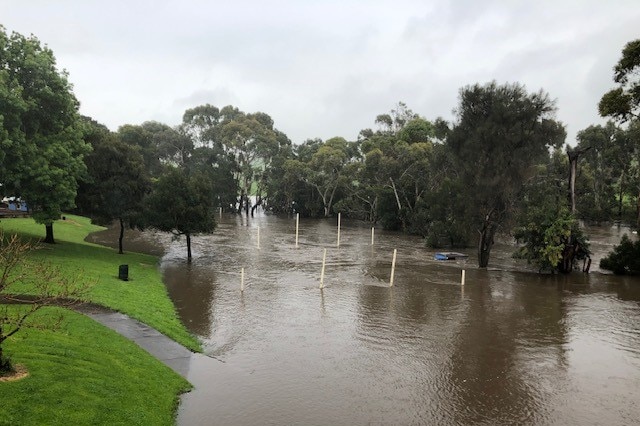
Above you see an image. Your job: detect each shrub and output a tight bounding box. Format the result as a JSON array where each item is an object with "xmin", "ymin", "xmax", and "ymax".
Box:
[{"xmin": 600, "ymin": 234, "xmax": 640, "ymax": 275}]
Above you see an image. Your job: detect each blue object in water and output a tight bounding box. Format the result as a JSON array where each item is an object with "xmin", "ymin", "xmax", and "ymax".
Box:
[{"xmin": 434, "ymin": 252, "xmax": 468, "ymax": 261}]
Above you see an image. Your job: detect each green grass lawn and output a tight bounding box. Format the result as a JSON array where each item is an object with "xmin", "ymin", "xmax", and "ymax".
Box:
[
  {"xmin": 0, "ymin": 215, "xmax": 202, "ymax": 424},
  {"xmin": 0, "ymin": 215, "xmax": 200, "ymax": 351},
  {"xmin": 1, "ymin": 307, "xmax": 191, "ymax": 426}
]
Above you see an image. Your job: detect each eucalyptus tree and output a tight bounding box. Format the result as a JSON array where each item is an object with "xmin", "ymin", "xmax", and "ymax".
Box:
[
  {"xmin": 356, "ymin": 111, "xmax": 437, "ymax": 231},
  {"xmin": 0, "ymin": 27, "xmax": 89, "ymax": 243},
  {"xmin": 447, "ymin": 81, "xmax": 566, "ymax": 267},
  {"xmin": 599, "ymin": 38, "xmax": 640, "ymax": 123},
  {"xmin": 575, "ymin": 122, "xmax": 634, "ymax": 222},
  {"xmin": 178, "ymin": 104, "xmax": 288, "ymax": 214},
  {"xmin": 303, "ymin": 137, "xmax": 352, "ymax": 217}
]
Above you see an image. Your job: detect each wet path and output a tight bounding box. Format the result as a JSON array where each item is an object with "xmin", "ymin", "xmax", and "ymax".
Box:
[{"xmin": 76, "ymin": 304, "xmax": 194, "ymax": 378}]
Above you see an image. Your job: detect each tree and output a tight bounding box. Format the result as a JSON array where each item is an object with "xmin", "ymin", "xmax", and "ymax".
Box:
[
  {"xmin": 355, "ymin": 109, "xmax": 437, "ymax": 231},
  {"xmin": 304, "ymin": 137, "xmax": 351, "ymax": 217},
  {"xmin": 599, "ymin": 39, "xmax": 640, "ymax": 122},
  {"xmin": 117, "ymin": 123, "xmax": 164, "ymax": 178},
  {"xmin": 575, "ymin": 122, "xmax": 634, "ymax": 222},
  {"xmin": 144, "ymin": 168, "xmax": 216, "ymax": 262},
  {"xmin": 514, "ymin": 207, "xmax": 590, "ymax": 273},
  {"xmin": 0, "ymin": 27, "xmax": 90, "ymax": 243},
  {"xmin": 447, "ymin": 81, "xmax": 566, "ymax": 267},
  {"xmin": 76, "ymin": 122, "xmax": 151, "ymax": 254},
  {"xmin": 0, "ymin": 231, "xmax": 89, "ymax": 374},
  {"xmin": 219, "ymin": 112, "xmax": 280, "ymax": 214}
]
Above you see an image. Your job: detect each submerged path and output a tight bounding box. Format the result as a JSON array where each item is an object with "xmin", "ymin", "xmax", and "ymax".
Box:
[{"xmin": 76, "ymin": 304, "xmax": 193, "ymax": 378}]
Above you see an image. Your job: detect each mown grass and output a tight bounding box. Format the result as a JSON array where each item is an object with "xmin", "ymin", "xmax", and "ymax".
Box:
[
  {"xmin": 0, "ymin": 215, "xmax": 200, "ymax": 351},
  {"xmin": 0, "ymin": 307, "xmax": 191, "ymax": 426}
]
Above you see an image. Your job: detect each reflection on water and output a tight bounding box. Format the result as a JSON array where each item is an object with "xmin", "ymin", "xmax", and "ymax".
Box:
[{"xmin": 93, "ymin": 217, "xmax": 640, "ymax": 424}]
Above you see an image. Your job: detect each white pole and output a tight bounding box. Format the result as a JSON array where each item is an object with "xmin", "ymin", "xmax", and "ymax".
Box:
[
  {"xmin": 390, "ymin": 248, "xmax": 397, "ymax": 287},
  {"xmin": 295, "ymin": 213, "xmax": 300, "ymax": 248},
  {"xmin": 257, "ymin": 226, "xmax": 261, "ymax": 249},
  {"xmin": 461, "ymin": 269, "xmax": 466, "ymax": 286},
  {"xmin": 371, "ymin": 227, "xmax": 375, "ymax": 246},
  {"xmin": 241, "ymin": 267, "xmax": 245, "ymax": 292},
  {"xmin": 337, "ymin": 213, "xmax": 341, "ymax": 247},
  {"xmin": 320, "ymin": 248, "xmax": 327, "ymax": 289},
  {"xmin": 219, "ymin": 207, "xmax": 223, "ymax": 219}
]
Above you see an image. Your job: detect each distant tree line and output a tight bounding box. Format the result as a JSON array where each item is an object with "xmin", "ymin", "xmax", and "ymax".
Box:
[{"xmin": 1, "ymin": 25, "xmax": 639, "ymax": 272}]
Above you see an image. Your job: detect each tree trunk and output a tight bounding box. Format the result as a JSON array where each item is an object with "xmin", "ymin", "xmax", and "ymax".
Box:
[
  {"xmin": 0, "ymin": 341, "xmax": 9, "ymax": 372},
  {"xmin": 568, "ymin": 153, "xmax": 578, "ymax": 214},
  {"xmin": 636, "ymin": 189, "xmax": 640, "ymax": 228},
  {"xmin": 617, "ymin": 169, "xmax": 625, "ymax": 221},
  {"xmin": 118, "ymin": 218, "xmax": 125, "ymax": 254},
  {"xmin": 567, "ymin": 148, "xmax": 590, "ymax": 214},
  {"xmin": 478, "ymin": 222, "xmax": 496, "ymax": 268},
  {"xmin": 44, "ymin": 223, "xmax": 55, "ymax": 244},
  {"xmin": 186, "ymin": 233, "xmax": 192, "ymax": 263},
  {"xmin": 389, "ymin": 177, "xmax": 402, "ymax": 211}
]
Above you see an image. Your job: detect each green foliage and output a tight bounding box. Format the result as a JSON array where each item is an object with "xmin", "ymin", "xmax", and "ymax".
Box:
[
  {"xmin": 514, "ymin": 208, "xmax": 590, "ymax": 273},
  {"xmin": 77, "ymin": 122, "xmax": 150, "ymax": 226},
  {"xmin": 600, "ymin": 234, "xmax": 640, "ymax": 275},
  {"xmin": 447, "ymin": 81, "xmax": 566, "ymax": 267},
  {"xmin": 144, "ymin": 168, "xmax": 216, "ymax": 261},
  {"xmin": 422, "ymin": 178, "xmax": 472, "ymax": 248},
  {"xmin": 0, "ymin": 26, "xmax": 90, "ymax": 235},
  {"xmin": 599, "ymin": 39, "xmax": 640, "ymax": 122},
  {"xmin": 575, "ymin": 122, "xmax": 636, "ymax": 223}
]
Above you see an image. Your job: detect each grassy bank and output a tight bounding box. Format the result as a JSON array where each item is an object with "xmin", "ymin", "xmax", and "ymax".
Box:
[
  {"xmin": 0, "ymin": 215, "xmax": 200, "ymax": 351},
  {"xmin": 1, "ymin": 307, "xmax": 190, "ymax": 425}
]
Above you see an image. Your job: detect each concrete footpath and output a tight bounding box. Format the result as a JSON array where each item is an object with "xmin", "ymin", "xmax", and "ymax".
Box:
[{"xmin": 76, "ymin": 304, "xmax": 193, "ymax": 378}]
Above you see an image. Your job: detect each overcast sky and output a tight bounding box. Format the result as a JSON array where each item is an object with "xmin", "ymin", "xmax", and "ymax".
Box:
[{"xmin": 3, "ymin": 0, "xmax": 639, "ymax": 145}]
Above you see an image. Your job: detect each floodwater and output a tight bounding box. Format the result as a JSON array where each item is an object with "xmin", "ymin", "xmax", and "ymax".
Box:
[{"xmin": 90, "ymin": 216, "xmax": 640, "ymax": 425}]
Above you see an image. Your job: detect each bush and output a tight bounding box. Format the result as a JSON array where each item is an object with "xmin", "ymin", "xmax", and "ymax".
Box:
[{"xmin": 600, "ymin": 234, "xmax": 640, "ymax": 275}]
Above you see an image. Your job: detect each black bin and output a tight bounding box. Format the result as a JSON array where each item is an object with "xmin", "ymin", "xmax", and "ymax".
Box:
[{"xmin": 118, "ymin": 264, "xmax": 129, "ymax": 281}]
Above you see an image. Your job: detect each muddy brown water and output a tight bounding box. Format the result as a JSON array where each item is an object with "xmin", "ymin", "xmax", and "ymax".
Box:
[{"xmin": 89, "ymin": 216, "xmax": 640, "ymax": 425}]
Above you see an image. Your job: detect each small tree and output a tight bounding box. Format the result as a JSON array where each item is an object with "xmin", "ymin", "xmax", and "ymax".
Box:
[
  {"xmin": 514, "ymin": 208, "xmax": 590, "ymax": 273},
  {"xmin": 144, "ymin": 168, "xmax": 216, "ymax": 262},
  {"xmin": 0, "ymin": 231, "xmax": 89, "ymax": 374}
]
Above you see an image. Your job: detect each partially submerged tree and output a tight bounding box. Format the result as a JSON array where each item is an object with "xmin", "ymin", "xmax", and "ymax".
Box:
[
  {"xmin": 447, "ymin": 81, "xmax": 566, "ymax": 267},
  {"xmin": 144, "ymin": 168, "xmax": 216, "ymax": 262},
  {"xmin": 0, "ymin": 231, "xmax": 89, "ymax": 374},
  {"xmin": 514, "ymin": 208, "xmax": 590, "ymax": 273},
  {"xmin": 77, "ymin": 124, "xmax": 151, "ymax": 254}
]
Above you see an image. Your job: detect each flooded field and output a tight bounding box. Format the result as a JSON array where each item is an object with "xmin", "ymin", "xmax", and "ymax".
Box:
[{"xmin": 90, "ymin": 215, "xmax": 640, "ymax": 425}]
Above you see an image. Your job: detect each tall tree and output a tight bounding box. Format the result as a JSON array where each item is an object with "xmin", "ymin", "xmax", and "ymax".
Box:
[
  {"xmin": 448, "ymin": 81, "xmax": 566, "ymax": 267},
  {"xmin": 0, "ymin": 27, "xmax": 89, "ymax": 243},
  {"xmin": 575, "ymin": 122, "xmax": 634, "ymax": 222},
  {"xmin": 76, "ymin": 121, "xmax": 151, "ymax": 254}
]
